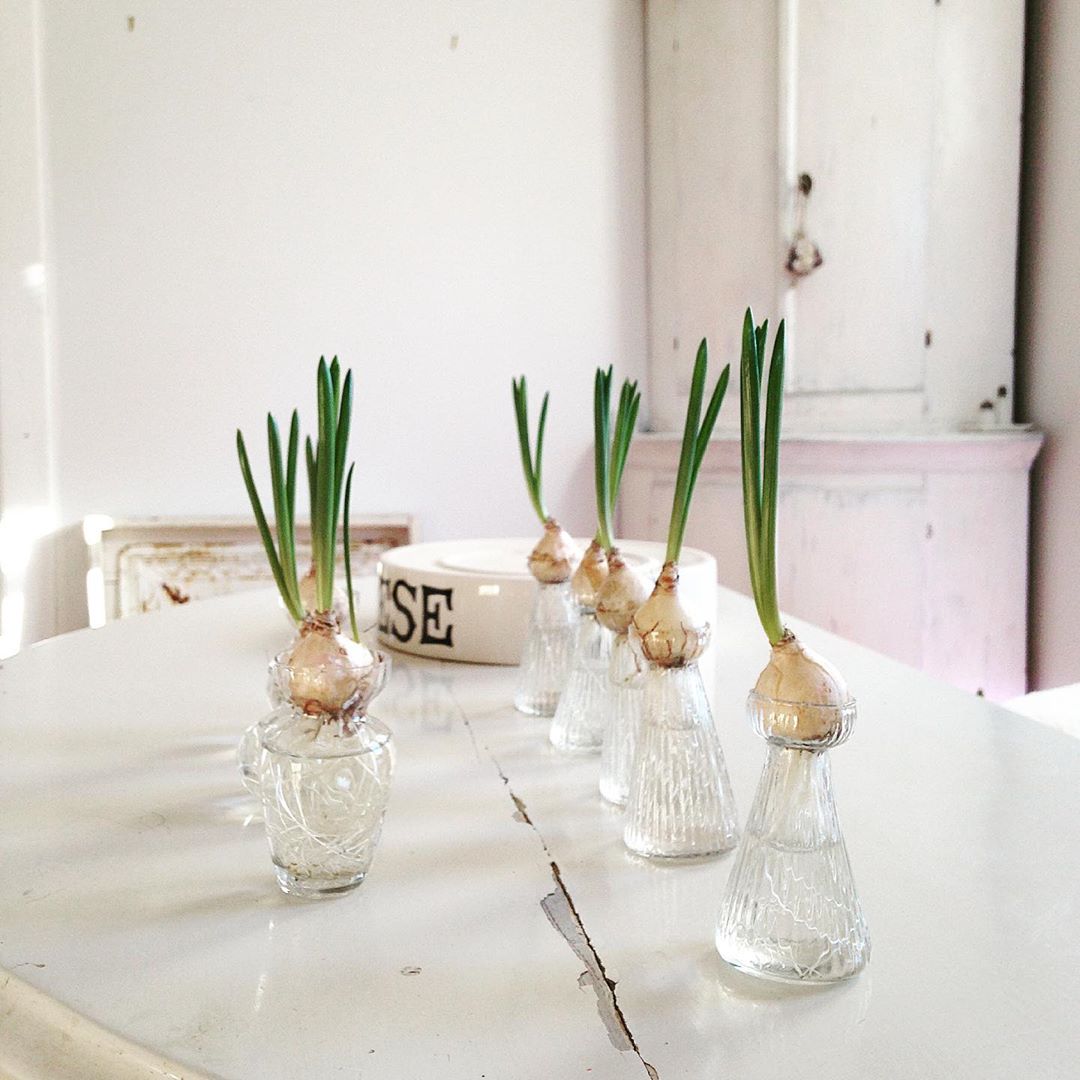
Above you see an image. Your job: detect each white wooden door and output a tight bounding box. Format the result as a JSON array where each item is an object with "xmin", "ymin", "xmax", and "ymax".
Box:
[{"xmin": 645, "ymin": 0, "xmax": 1025, "ymax": 433}]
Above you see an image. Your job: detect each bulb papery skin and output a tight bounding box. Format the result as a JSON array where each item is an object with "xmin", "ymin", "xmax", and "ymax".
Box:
[
  {"xmin": 630, "ymin": 562, "xmax": 709, "ymax": 667},
  {"xmin": 752, "ymin": 636, "xmax": 854, "ymax": 746},
  {"xmin": 595, "ymin": 549, "xmax": 648, "ymax": 634},
  {"xmin": 570, "ymin": 538, "xmax": 608, "ymax": 607},
  {"xmin": 528, "ymin": 519, "xmax": 578, "ymax": 584},
  {"xmin": 286, "ymin": 613, "xmax": 381, "ymax": 718},
  {"xmin": 298, "ymin": 565, "xmax": 350, "ymax": 628}
]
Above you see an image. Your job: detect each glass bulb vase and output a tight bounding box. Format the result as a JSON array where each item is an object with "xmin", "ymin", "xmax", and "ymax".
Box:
[
  {"xmin": 597, "ymin": 632, "xmax": 644, "ymax": 805},
  {"xmin": 257, "ymin": 650, "xmax": 394, "ymax": 898},
  {"xmin": 623, "ymin": 663, "xmax": 739, "ymax": 859},
  {"xmin": 548, "ymin": 610, "xmax": 612, "ymax": 753},
  {"xmin": 514, "ymin": 581, "xmax": 575, "ymax": 717},
  {"xmin": 715, "ymin": 692, "xmax": 869, "ymax": 983}
]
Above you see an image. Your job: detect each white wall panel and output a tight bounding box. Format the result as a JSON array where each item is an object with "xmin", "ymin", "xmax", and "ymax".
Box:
[{"xmin": 22, "ymin": 1, "xmax": 647, "ymax": 542}]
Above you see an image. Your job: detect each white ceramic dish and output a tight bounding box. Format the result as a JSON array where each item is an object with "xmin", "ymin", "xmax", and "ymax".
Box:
[{"xmin": 377, "ymin": 539, "xmax": 718, "ymax": 665}]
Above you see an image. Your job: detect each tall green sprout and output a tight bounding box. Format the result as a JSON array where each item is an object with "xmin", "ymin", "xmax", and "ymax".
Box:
[
  {"xmin": 342, "ymin": 462, "xmax": 360, "ymax": 642},
  {"xmin": 593, "ymin": 368, "xmax": 641, "ymax": 551},
  {"xmin": 665, "ymin": 340, "xmax": 730, "ymax": 565},
  {"xmin": 237, "ymin": 410, "xmax": 303, "ymax": 623},
  {"xmin": 237, "ymin": 355, "xmax": 354, "ymax": 624},
  {"xmin": 739, "ymin": 309, "xmax": 786, "ymax": 645},
  {"xmin": 512, "ymin": 376, "xmax": 550, "ymax": 524},
  {"xmin": 307, "ymin": 356, "xmax": 353, "ymax": 616}
]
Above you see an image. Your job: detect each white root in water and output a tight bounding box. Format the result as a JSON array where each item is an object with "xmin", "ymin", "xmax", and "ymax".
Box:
[
  {"xmin": 570, "ymin": 538, "xmax": 608, "ymax": 608},
  {"xmin": 287, "ymin": 613, "xmax": 377, "ymax": 717},
  {"xmin": 754, "ymin": 634, "xmax": 852, "ymax": 742},
  {"xmin": 630, "ymin": 561, "xmax": 708, "ymax": 667},
  {"xmin": 527, "ymin": 518, "xmax": 578, "ymax": 584},
  {"xmin": 595, "ymin": 548, "xmax": 647, "ymax": 634},
  {"xmin": 298, "ymin": 564, "xmax": 351, "ymax": 628}
]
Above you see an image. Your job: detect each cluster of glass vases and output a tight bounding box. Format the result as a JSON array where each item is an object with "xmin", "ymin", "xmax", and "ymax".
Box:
[
  {"xmin": 515, "ymin": 578, "xmax": 868, "ymax": 984},
  {"xmin": 516, "ymin": 578, "xmax": 653, "ymax": 808},
  {"xmin": 239, "ymin": 645, "xmax": 394, "ymax": 899}
]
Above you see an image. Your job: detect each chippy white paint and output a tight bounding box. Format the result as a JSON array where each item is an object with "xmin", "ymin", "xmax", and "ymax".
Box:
[
  {"xmin": 620, "ymin": 430, "xmax": 1043, "ymax": 699},
  {"xmin": 3, "ymin": 587, "xmax": 1080, "ymax": 1077},
  {"xmin": 645, "ymin": 0, "xmax": 1025, "ymax": 433}
]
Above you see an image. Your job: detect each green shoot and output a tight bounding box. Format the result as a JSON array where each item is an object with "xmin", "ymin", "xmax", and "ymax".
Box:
[
  {"xmin": 305, "ymin": 436, "xmax": 317, "ymax": 525},
  {"xmin": 512, "ymin": 376, "xmax": 550, "ymax": 524},
  {"xmin": 238, "ymin": 356, "xmax": 355, "ymax": 624},
  {"xmin": 311, "ymin": 356, "xmax": 355, "ymax": 615},
  {"xmin": 342, "ymin": 462, "xmax": 360, "ymax": 642},
  {"xmin": 593, "ymin": 367, "xmax": 641, "ymax": 551},
  {"xmin": 739, "ymin": 308, "xmax": 786, "ymax": 644},
  {"xmin": 236, "ymin": 417, "xmax": 303, "ymax": 623},
  {"xmin": 665, "ymin": 339, "xmax": 730, "ymax": 565}
]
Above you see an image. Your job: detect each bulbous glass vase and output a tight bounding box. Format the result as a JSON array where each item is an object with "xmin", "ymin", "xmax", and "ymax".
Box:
[
  {"xmin": 548, "ymin": 609, "xmax": 612, "ymax": 753},
  {"xmin": 715, "ymin": 692, "xmax": 869, "ymax": 982},
  {"xmin": 623, "ymin": 663, "xmax": 739, "ymax": 858},
  {"xmin": 514, "ymin": 581, "xmax": 575, "ymax": 717},
  {"xmin": 256, "ymin": 650, "xmax": 394, "ymax": 898}
]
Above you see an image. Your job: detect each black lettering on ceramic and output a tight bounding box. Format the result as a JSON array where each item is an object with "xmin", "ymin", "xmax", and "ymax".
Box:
[
  {"xmin": 377, "ymin": 576, "xmax": 392, "ymax": 635},
  {"xmin": 420, "ymin": 586, "xmax": 454, "ymax": 647},
  {"xmin": 391, "ymin": 580, "xmax": 417, "ymax": 642}
]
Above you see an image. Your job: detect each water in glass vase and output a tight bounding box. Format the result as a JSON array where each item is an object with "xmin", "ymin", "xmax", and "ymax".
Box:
[
  {"xmin": 259, "ymin": 711, "xmax": 394, "ymax": 898},
  {"xmin": 597, "ymin": 631, "xmax": 644, "ymax": 805},
  {"xmin": 623, "ymin": 664, "xmax": 739, "ymax": 859},
  {"xmin": 514, "ymin": 580, "xmax": 575, "ymax": 717},
  {"xmin": 549, "ymin": 612, "xmax": 612, "ymax": 752},
  {"xmin": 715, "ymin": 741, "xmax": 869, "ymax": 982}
]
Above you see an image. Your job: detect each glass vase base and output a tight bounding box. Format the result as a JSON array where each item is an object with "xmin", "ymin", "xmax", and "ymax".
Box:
[
  {"xmin": 715, "ymin": 931, "xmax": 867, "ymax": 985},
  {"xmin": 514, "ymin": 691, "xmax": 559, "ymax": 718},
  {"xmin": 597, "ymin": 782, "xmax": 627, "ymax": 808},
  {"xmin": 275, "ymin": 866, "xmax": 367, "ymax": 899},
  {"xmin": 627, "ymin": 845, "xmax": 733, "ymax": 863}
]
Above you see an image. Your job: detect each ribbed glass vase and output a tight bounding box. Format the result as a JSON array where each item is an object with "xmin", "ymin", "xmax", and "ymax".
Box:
[
  {"xmin": 514, "ymin": 581, "xmax": 575, "ymax": 717},
  {"xmin": 549, "ymin": 611, "xmax": 612, "ymax": 752},
  {"xmin": 715, "ymin": 693, "xmax": 869, "ymax": 982},
  {"xmin": 623, "ymin": 664, "xmax": 739, "ymax": 858},
  {"xmin": 597, "ymin": 632, "xmax": 644, "ymax": 805}
]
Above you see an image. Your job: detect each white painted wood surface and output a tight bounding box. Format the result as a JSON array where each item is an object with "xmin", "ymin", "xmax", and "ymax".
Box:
[
  {"xmin": 3, "ymin": 583, "xmax": 1079, "ymax": 1078},
  {"xmin": 646, "ymin": 0, "xmax": 1025, "ymax": 433},
  {"xmin": 621, "ymin": 430, "xmax": 1043, "ymax": 700}
]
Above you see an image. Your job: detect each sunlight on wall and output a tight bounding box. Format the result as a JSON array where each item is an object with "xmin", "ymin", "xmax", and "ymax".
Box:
[{"xmin": 0, "ymin": 505, "xmax": 57, "ymax": 657}]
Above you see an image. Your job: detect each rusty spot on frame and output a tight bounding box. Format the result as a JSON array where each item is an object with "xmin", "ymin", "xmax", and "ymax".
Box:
[{"xmin": 161, "ymin": 582, "xmax": 190, "ymax": 605}]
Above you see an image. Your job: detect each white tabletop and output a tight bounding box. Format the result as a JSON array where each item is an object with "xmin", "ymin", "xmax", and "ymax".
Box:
[{"xmin": 2, "ymin": 583, "xmax": 1078, "ymax": 1079}]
